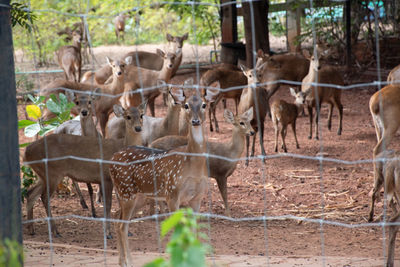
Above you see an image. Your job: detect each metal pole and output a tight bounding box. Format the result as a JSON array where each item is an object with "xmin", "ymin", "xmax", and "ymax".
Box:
[{"xmin": 0, "ymin": 0, "xmax": 23, "ymax": 253}]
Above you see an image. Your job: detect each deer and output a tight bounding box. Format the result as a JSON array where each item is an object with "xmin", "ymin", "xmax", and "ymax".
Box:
[
  {"xmin": 87, "ymin": 33, "xmax": 188, "ymax": 85},
  {"xmin": 150, "ymin": 107, "xmax": 255, "ymax": 214},
  {"xmin": 387, "ymin": 64, "xmax": 400, "ymax": 85},
  {"xmin": 24, "ymin": 102, "xmax": 147, "ymax": 239},
  {"xmin": 366, "ymin": 150, "xmax": 400, "ymax": 267},
  {"xmin": 369, "ymin": 84, "xmax": 400, "ymax": 157},
  {"xmin": 300, "ymin": 46, "xmax": 344, "ymax": 140},
  {"xmin": 56, "ymin": 31, "xmax": 82, "ymax": 82},
  {"xmin": 119, "ymin": 49, "xmax": 176, "ymax": 117},
  {"xmin": 200, "ymin": 66, "xmax": 247, "ymax": 132},
  {"xmin": 106, "ymin": 80, "xmax": 185, "ymax": 146},
  {"xmin": 110, "ymin": 88, "xmax": 217, "ymax": 267},
  {"xmin": 237, "ymin": 62, "xmax": 269, "ymax": 166},
  {"xmin": 114, "ymin": 14, "xmax": 129, "ymax": 43},
  {"xmin": 54, "ymin": 89, "xmax": 101, "ymax": 217},
  {"xmin": 41, "ymin": 56, "xmax": 133, "ymax": 137},
  {"xmin": 256, "ymin": 49, "xmax": 309, "ymax": 98},
  {"xmin": 271, "ymin": 87, "xmax": 304, "ymax": 153}
]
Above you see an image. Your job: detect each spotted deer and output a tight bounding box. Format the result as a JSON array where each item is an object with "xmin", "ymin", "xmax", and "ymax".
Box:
[
  {"xmin": 271, "ymin": 87, "xmax": 304, "ymax": 153},
  {"xmin": 54, "ymin": 89, "xmax": 101, "ymax": 217},
  {"xmin": 41, "ymin": 56, "xmax": 132, "ymax": 136},
  {"xmin": 150, "ymin": 107, "xmax": 254, "ymax": 214},
  {"xmin": 24, "ymin": 102, "xmax": 146, "ymax": 238},
  {"xmin": 238, "ymin": 62, "xmax": 269, "ymax": 165},
  {"xmin": 56, "ymin": 31, "xmax": 82, "ymax": 82},
  {"xmin": 109, "ymin": 88, "xmax": 217, "ymax": 267}
]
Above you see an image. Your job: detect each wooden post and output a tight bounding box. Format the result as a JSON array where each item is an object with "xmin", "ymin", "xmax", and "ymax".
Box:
[
  {"xmin": 345, "ymin": 0, "xmax": 352, "ymax": 68},
  {"xmin": 287, "ymin": 1, "xmax": 301, "ymax": 52},
  {"xmin": 0, "ymin": 0, "xmax": 23, "ymax": 252},
  {"xmin": 242, "ymin": 0, "xmax": 269, "ymax": 68},
  {"xmin": 220, "ymin": 0, "xmax": 237, "ymax": 43}
]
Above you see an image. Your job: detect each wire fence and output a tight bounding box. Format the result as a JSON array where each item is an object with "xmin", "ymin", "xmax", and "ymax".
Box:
[{"xmin": 14, "ymin": 0, "xmax": 400, "ymax": 266}]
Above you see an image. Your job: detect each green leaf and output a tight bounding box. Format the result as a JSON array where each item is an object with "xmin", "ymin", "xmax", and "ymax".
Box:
[
  {"xmin": 46, "ymin": 99, "xmax": 61, "ymax": 115},
  {"xmin": 143, "ymin": 258, "xmax": 166, "ymax": 267},
  {"xmin": 161, "ymin": 210, "xmax": 184, "ymax": 237},
  {"xmin": 26, "ymin": 105, "xmax": 41, "ymax": 120},
  {"xmin": 18, "ymin": 119, "xmax": 36, "ymax": 129},
  {"xmin": 187, "ymin": 245, "xmax": 206, "ymax": 267},
  {"xmin": 38, "ymin": 124, "xmax": 57, "ymax": 136},
  {"xmin": 19, "ymin": 142, "xmax": 31, "ymax": 148},
  {"xmin": 24, "ymin": 123, "xmax": 41, "ymax": 137}
]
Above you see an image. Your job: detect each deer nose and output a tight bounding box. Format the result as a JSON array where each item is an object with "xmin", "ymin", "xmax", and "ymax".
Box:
[
  {"xmin": 191, "ymin": 119, "xmax": 201, "ymax": 126},
  {"xmin": 117, "ymin": 71, "xmax": 122, "ymax": 76},
  {"xmin": 81, "ymin": 110, "xmax": 88, "ymax": 116},
  {"xmin": 168, "ymin": 64, "xmax": 173, "ymax": 68},
  {"xmin": 134, "ymin": 126, "xmax": 142, "ymax": 132},
  {"xmin": 249, "ymin": 131, "xmax": 255, "ymax": 136}
]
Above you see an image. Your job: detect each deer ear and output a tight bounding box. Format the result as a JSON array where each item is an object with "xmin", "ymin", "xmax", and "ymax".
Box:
[
  {"xmin": 106, "ymin": 56, "xmax": 113, "ymax": 66},
  {"xmin": 138, "ymin": 100, "xmax": 147, "ymax": 114},
  {"xmin": 257, "ymin": 62, "xmax": 266, "ymax": 72},
  {"xmin": 91, "ymin": 88, "xmax": 101, "ymax": 100},
  {"xmin": 182, "ymin": 32, "xmax": 189, "ymax": 41},
  {"xmin": 156, "ymin": 49, "xmax": 165, "ymax": 58},
  {"xmin": 171, "ymin": 87, "xmax": 185, "ymax": 104},
  {"xmin": 241, "ymin": 107, "xmax": 254, "ymax": 121},
  {"xmin": 223, "ymin": 109, "xmax": 235, "ymax": 124},
  {"xmin": 302, "ymin": 49, "xmax": 311, "ymax": 59},
  {"xmin": 239, "ymin": 63, "xmax": 247, "ymax": 73},
  {"xmin": 166, "ymin": 33, "xmax": 174, "ymax": 42},
  {"xmin": 125, "ymin": 56, "xmax": 132, "ymax": 65},
  {"xmin": 204, "ymin": 88, "xmax": 218, "ymax": 103},
  {"xmin": 289, "ymin": 87, "xmax": 297, "ymax": 97},
  {"xmin": 66, "ymin": 90, "xmax": 75, "ymax": 102},
  {"xmin": 113, "ymin": 104, "xmax": 124, "ymax": 117}
]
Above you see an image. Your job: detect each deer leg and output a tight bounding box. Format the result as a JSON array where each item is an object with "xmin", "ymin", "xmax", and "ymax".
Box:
[
  {"xmin": 280, "ymin": 126, "xmax": 287, "ymax": 153},
  {"xmin": 308, "ymin": 106, "xmax": 313, "ymax": 139},
  {"xmin": 72, "ymin": 181, "xmax": 88, "ymax": 210},
  {"xmin": 208, "ymin": 102, "xmax": 214, "ymax": 132},
  {"xmin": 273, "ymin": 121, "xmax": 279, "ymax": 153},
  {"xmin": 245, "ymin": 135, "xmax": 250, "ymax": 167},
  {"xmin": 103, "ymin": 180, "xmax": 114, "ymax": 239},
  {"xmin": 292, "ymin": 120, "xmax": 300, "ymax": 149},
  {"xmin": 368, "ymin": 161, "xmax": 384, "ymax": 222},
  {"xmin": 327, "ymin": 102, "xmax": 333, "ymax": 131},
  {"xmin": 86, "ymin": 183, "xmax": 97, "ymax": 218},
  {"xmin": 314, "ymin": 103, "xmax": 321, "ymax": 140},
  {"xmin": 116, "ymin": 198, "xmax": 135, "ymax": 267},
  {"xmin": 99, "ymin": 113, "xmax": 108, "ymax": 137},
  {"xmin": 235, "ymin": 97, "xmax": 239, "ymax": 115},
  {"xmin": 387, "ymin": 210, "xmax": 400, "ymax": 267},
  {"xmin": 335, "ymin": 98, "xmax": 343, "ymax": 136},
  {"xmin": 213, "ymin": 103, "xmax": 220, "ymax": 133},
  {"xmin": 258, "ymin": 123, "xmax": 266, "ymax": 162},
  {"xmin": 40, "ymin": 180, "xmax": 60, "ymax": 237},
  {"xmin": 149, "ymin": 99, "xmax": 156, "ymax": 117},
  {"xmin": 95, "ymin": 184, "xmax": 102, "ymax": 204},
  {"xmin": 216, "ymin": 177, "xmax": 230, "ymax": 215},
  {"xmin": 26, "ymin": 180, "xmax": 45, "ymax": 235},
  {"xmin": 373, "ymin": 127, "xmax": 397, "ymax": 157}
]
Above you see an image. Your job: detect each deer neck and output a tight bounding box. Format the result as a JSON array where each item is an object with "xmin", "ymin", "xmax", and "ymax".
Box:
[
  {"xmin": 239, "ymin": 86, "xmax": 255, "ymax": 112},
  {"xmin": 158, "ymin": 64, "xmax": 173, "ymax": 83},
  {"xmin": 103, "ymin": 73, "xmax": 125, "ymax": 95},
  {"xmin": 227, "ymin": 127, "xmax": 246, "ymax": 159},
  {"xmin": 73, "ymin": 40, "xmax": 81, "ymax": 51},
  {"xmin": 161, "ymin": 105, "xmax": 181, "ymax": 135},
  {"xmin": 187, "ymin": 124, "xmax": 206, "ymax": 154},
  {"xmin": 80, "ymin": 114, "xmax": 98, "ymax": 137},
  {"xmin": 124, "ymin": 125, "xmax": 143, "ymax": 147}
]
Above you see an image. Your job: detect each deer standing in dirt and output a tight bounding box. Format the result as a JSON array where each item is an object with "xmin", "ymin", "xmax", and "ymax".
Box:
[
  {"xmin": 110, "ymin": 88, "xmax": 217, "ymax": 267},
  {"xmin": 300, "ymin": 46, "xmax": 344, "ymax": 140},
  {"xmin": 237, "ymin": 62, "xmax": 269, "ymax": 166},
  {"xmin": 151, "ymin": 107, "xmax": 254, "ymax": 214},
  {"xmin": 369, "ymin": 84, "xmax": 400, "ymax": 157},
  {"xmin": 24, "ymin": 102, "xmax": 146, "ymax": 238},
  {"xmin": 256, "ymin": 50, "xmax": 309, "ymax": 98},
  {"xmin": 41, "ymin": 56, "xmax": 132, "ymax": 136},
  {"xmin": 200, "ymin": 66, "xmax": 247, "ymax": 132},
  {"xmin": 84, "ymin": 33, "xmax": 188, "ymax": 85},
  {"xmin": 54, "ymin": 89, "xmax": 101, "ymax": 217},
  {"xmin": 114, "ymin": 14, "xmax": 129, "ymax": 43},
  {"xmin": 271, "ymin": 87, "xmax": 304, "ymax": 153},
  {"xmin": 119, "ymin": 49, "xmax": 176, "ymax": 117},
  {"xmin": 56, "ymin": 31, "xmax": 82, "ymax": 82}
]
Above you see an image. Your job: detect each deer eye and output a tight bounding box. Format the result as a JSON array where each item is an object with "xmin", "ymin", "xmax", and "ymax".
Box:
[
  {"xmin": 184, "ymin": 103, "xmax": 189, "ymax": 110},
  {"xmin": 202, "ymin": 103, "xmax": 206, "ymax": 109},
  {"xmin": 75, "ymin": 101, "xmax": 79, "ymax": 105},
  {"xmin": 126, "ymin": 115, "xmax": 131, "ymax": 120},
  {"xmin": 140, "ymin": 114, "xmax": 144, "ymax": 119}
]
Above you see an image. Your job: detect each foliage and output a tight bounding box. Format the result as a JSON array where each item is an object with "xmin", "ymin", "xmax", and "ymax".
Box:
[
  {"xmin": 18, "ymin": 93, "xmax": 75, "ymax": 139},
  {"xmin": 20, "ymin": 165, "xmax": 37, "ymax": 203},
  {"xmin": 10, "ymin": 1, "xmax": 36, "ymax": 32},
  {"xmin": 144, "ymin": 208, "xmax": 210, "ymax": 267},
  {"xmin": 0, "ymin": 239, "xmax": 23, "ymax": 267}
]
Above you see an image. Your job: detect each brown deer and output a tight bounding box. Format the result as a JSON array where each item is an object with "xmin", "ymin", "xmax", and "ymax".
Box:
[
  {"xmin": 24, "ymin": 102, "xmax": 146, "ymax": 238},
  {"xmin": 41, "ymin": 56, "xmax": 132, "ymax": 136},
  {"xmin": 271, "ymin": 87, "xmax": 304, "ymax": 153},
  {"xmin": 119, "ymin": 49, "xmax": 176, "ymax": 117},
  {"xmin": 200, "ymin": 66, "xmax": 247, "ymax": 132},
  {"xmin": 56, "ymin": 31, "xmax": 82, "ymax": 82},
  {"xmin": 387, "ymin": 64, "xmax": 400, "ymax": 85},
  {"xmin": 238, "ymin": 62, "xmax": 269, "ymax": 165},
  {"xmin": 150, "ymin": 107, "xmax": 254, "ymax": 214},
  {"xmin": 114, "ymin": 14, "xmax": 129, "ymax": 43},
  {"xmin": 256, "ymin": 49, "xmax": 309, "ymax": 98},
  {"xmin": 369, "ymin": 84, "xmax": 400, "ymax": 157},
  {"xmin": 88, "ymin": 33, "xmax": 188, "ymax": 85},
  {"xmin": 106, "ymin": 81, "xmax": 185, "ymax": 146},
  {"xmin": 54, "ymin": 89, "xmax": 101, "ymax": 216},
  {"xmin": 110, "ymin": 88, "xmax": 217, "ymax": 267},
  {"xmin": 300, "ymin": 46, "xmax": 344, "ymax": 140},
  {"xmin": 366, "ymin": 150, "xmax": 400, "ymax": 267}
]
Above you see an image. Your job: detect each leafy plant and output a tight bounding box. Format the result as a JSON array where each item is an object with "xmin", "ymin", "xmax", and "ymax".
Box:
[
  {"xmin": 18, "ymin": 93, "xmax": 75, "ymax": 140},
  {"xmin": 0, "ymin": 239, "xmax": 23, "ymax": 267},
  {"xmin": 20, "ymin": 165, "xmax": 37, "ymax": 203},
  {"xmin": 10, "ymin": 1, "xmax": 36, "ymax": 32},
  {"xmin": 144, "ymin": 208, "xmax": 210, "ymax": 267}
]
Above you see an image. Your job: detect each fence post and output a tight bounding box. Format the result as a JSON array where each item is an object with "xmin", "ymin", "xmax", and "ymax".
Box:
[{"xmin": 0, "ymin": 0, "xmax": 23, "ymax": 253}]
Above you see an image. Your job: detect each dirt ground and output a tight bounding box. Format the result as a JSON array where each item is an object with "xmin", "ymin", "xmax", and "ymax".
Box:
[{"xmin": 17, "ymin": 43, "xmax": 400, "ymax": 266}]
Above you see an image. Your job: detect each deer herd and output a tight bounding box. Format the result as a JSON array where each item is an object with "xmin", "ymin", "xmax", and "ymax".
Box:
[{"xmin": 22, "ymin": 28, "xmax": 400, "ymax": 266}]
